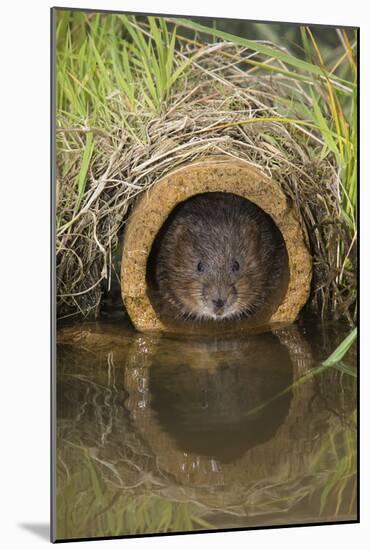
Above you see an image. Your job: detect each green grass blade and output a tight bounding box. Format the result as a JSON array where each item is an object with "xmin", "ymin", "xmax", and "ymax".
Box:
[
  {"xmin": 76, "ymin": 132, "xmax": 94, "ymax": 208},
  {"xmin": 322, "ymin": 328, "xmax": 357, "ymax": 367}
]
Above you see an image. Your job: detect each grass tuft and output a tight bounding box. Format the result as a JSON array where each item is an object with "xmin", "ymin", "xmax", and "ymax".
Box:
[{"xmin": 55, "ymin": 11, "xmax": 357, "ymax": 322}]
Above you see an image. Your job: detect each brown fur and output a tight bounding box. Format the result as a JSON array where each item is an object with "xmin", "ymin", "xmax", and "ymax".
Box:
[{"xmin": 151, "ymin": 192, "xmax": 288, "ymax": 322}]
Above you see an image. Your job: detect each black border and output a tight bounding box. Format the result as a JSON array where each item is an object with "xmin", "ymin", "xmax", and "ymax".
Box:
[
  {"xmin": 50, "ymin": 6, "xmax": 360, "ymax": 543},
  {"xmin": 356, "ymin": 23, "xmax": 360, "ymax": 530},
  {"xmin": 51, "ymin": 6, "xmax": 57, "ymax": 545}
]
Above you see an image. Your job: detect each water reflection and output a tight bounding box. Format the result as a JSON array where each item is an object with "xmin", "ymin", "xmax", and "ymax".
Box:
[
  {"xmin": 149, "ymin": 335, "xmax": 293, "ymax": 462},
  {"xmin": 56, "ymin": 321, "xmax": 357, "ymax": 540},
  {"xmin": 127, "ymin": 333, "xmax": 294, "ymax": 464}
]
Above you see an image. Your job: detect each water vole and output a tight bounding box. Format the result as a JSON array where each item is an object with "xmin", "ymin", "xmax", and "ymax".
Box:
[{"xmin": 148, "ymin": 192, "xmax": 288, "ymax": 322}]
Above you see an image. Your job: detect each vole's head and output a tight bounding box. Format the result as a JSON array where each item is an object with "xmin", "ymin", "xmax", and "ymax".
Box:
[{"xmin": 155, "ymin": 193, "xmax": 274, "ymax": 321}]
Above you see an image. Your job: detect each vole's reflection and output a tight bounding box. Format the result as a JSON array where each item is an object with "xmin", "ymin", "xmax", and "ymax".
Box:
[{"xmin": 146, "ymin": 332, "xmax": 293, "ymax": 463}]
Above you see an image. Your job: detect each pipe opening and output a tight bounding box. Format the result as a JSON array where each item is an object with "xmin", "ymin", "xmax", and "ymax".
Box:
[
  {"xmin": 121, "ymin": 158, "xmax": 312, "ymax": 333},
  {"xmin": 146, "ymin": 192, "xmax": 289, "ymax": 332}
]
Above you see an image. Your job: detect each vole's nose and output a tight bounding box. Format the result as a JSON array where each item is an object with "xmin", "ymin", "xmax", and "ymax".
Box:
[{"xmin": 212, "ymin": 298, "xmax": 225, "ymax": 309}]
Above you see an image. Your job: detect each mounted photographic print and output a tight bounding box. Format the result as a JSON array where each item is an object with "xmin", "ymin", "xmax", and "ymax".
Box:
[{"xmin": 51, "ymin": 7, "xmax": 358, "ymax": 543}]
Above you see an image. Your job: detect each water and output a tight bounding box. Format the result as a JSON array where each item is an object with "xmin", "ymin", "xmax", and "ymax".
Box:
[{"xmin": 55, "ymin": 317, "xmax": 357, "ymax": 540}]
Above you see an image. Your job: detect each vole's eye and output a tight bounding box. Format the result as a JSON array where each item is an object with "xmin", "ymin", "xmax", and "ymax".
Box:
[
  {"xmin": 197, "ymin": 261, "xmax": 204, "ymax": 273},
  {"xmin": 232, "ymin": 260, "xmax": 240, "ymax": 272}
]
